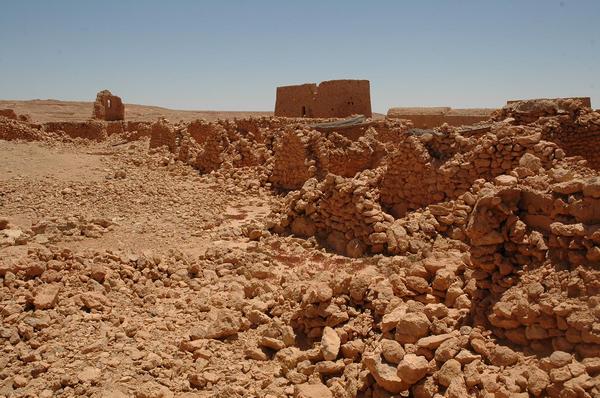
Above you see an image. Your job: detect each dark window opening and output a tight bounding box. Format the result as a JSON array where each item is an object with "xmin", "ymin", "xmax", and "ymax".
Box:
[{"xmin": 302, "ymin": 106, "xmax": 307, "ymax": 117}]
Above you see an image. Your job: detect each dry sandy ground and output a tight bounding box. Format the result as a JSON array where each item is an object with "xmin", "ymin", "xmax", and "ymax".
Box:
[
  {"xmin": 0, "ymin": 138, "xmax": 302, "ymax": 397},
  {"xmin": 0, "ymin": 100, "xmax": 273, "ymax": 123},
  {"xmin": 0, "ymin": 138, "xmax": 274, "ymax": 258}
]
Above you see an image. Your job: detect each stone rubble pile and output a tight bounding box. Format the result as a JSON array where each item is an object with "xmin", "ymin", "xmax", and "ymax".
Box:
[
  {"xmin": 1, "ymin": 98, "xmax": 600, "ymax": 397},
  {"xmin": 1, "ymin": 216, "xmax": 115, "ymax": 248},
  {"xmin": 2, "ymin": 238, "xmax": 598, "ymax": 397}
]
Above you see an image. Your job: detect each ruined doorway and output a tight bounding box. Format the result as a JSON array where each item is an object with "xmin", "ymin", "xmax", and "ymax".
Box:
[{"xmin": 302, "ymin": 106, "xmax": 307, "ymax": 117}]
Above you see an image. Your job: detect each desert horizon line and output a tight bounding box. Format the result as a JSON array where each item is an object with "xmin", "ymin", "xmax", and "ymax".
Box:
[{"xmin": 4, "ymin": 96, "xmax": 596, "ymax": 116}]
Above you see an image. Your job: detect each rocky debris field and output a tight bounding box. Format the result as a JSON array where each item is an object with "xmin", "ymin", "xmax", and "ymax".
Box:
[{"xmin": 1, "ymin": 99, "xmax": 600, "ymax": 398}]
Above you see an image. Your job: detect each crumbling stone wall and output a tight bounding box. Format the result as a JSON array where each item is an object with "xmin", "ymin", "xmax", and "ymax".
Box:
[
  {"xmin": 43, "ymin": 121, "xmax": 107, "ymax": 141},
  {"xmin": 273, "ymin": 103, "xmax": 591, "ymax": 259},
  {"xmin": 387, "ymin": 107, "xmax": 494, "ymax": 128},
  {"xmin": 540, "ymin": 115, "xmax": 600, "ymax": 170},
  {"xmin": 150, "ymin": 116, "xmax": 339, "ymax": 177},
  {"xmin": 270, "ymin": 129, "xmax": 316, "ymax": 190},
  {"xmin": 280, "ymin": 173, "xmax": 393, "ymax": 258},
  {"xmin": 124, "ymin": 121, "xmax": 153, "ymax": 141},
  {"xmin": 1, "ymin": 115, "xmax": 107, "ymax": 141},
  {"xmin": 0, "ymin": 116, "xmax": 45, "ymax": 141},
  {"xmin": 494, "ymin": 98, "xmax": 600, "ymax": 170},
  {"xmin": 274, "ymin": 79, "xmax": 372, "ymax": 118},
  {"xmin": 507, "ymin": 96, "xmax": 592, "ymax": 108},
  {"xmin": 4, "ymin": 98, "xmax": 600, "ymax": 397},
  {"xmin": 149, "ymin": 119, "xmax": 178, "ymax": 152},
  {"xmin": 264, "ymin": 99, "xmax": 600, "ymax": 386},
  {"xmin": 92, "ymin": 90, "xmax": 125, "ymax": 121},
  {"xmin": 268, "ymin": 127, "xmax": 388, "ymax": 191},
  {"xmin": 187, "ymin": 117, "xmax": 303, "ymax": 146},
  {"xmin": 106, "ymin": 121, "xmax": 124, "ymax": 136},
  {"xmin": 194, "ymin": 127, "xmax": 228, "ymax": 173},
  {"xmin": 379, "ymin": 126, "xmax": 561, "ymax": 217},
  {"xmin": 149, "ymin": 117, "xmax": 273, "ymax": 175},
  {"xmin": 187, "ymin": 119, "xmax": 220, "ymax": 146},
  {"xmin": 265, "ymin": 110, "xmax": 600, "ymax": 395},
  {"xmin": 433, "ymin": 172, "xmax": 600, "ymax": 358},
  {"xmin": 312, "ymin": 118, "xmax": 410, "ymax": 142},
  {"xmin": 0, "ymin": 109, "xmax": 31, "ymax": 122},
  {"xmin": 314, "ymin": 131, "xmax": 386, "ymax": 178}
]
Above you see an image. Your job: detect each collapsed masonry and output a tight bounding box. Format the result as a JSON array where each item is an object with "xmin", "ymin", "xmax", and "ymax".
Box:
[
  {"xmin": 92, "ymin": 90, "xmax": 125, "ymax": 121},
  {"xmin": 142, "ymin": 97, "xmax": 600, "ymax": 396},
  {"xmin": 273, "ymin": 98, "xmax": 599, "ymax": 258},
  {"xmin": 387, "ymin": 107, "xmax": 494, "ymax": 129},
  {"xmin": 3, "ymin": 96, "xmax": 600, "ymax": 397}
]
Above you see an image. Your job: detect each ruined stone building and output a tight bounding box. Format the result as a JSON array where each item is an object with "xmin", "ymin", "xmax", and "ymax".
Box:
[
  {"xmin": 274, "ymin": 79, "xmax": 372, "ymax": 118},
  {"xmin": 92, "ymin": 90, "xmax": 125, "ymax": 121}
]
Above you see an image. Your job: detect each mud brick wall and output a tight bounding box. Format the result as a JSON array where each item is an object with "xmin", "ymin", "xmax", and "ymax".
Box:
[
  {"xmin": 274, "ymin": 84, "xmax": 317, "ymax": 118},
  {"xmin": 312, "ymin": 80, "xmax": 372, "ymax": 118},
  {"xmin": 275, "ymin": 80, "xmax": 372, "ymax": 118}
]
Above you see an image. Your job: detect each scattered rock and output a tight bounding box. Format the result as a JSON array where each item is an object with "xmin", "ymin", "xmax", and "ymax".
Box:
[
  {"xmin": 33, "ymin": 284, "xmax": 60, "ymax": 310},
  {"xmin": 294, "ymin": 383, "xmax": 332, "ymax": 398},
  {"xmin": 321, "ymin": 326, "xmax": 340, "ymax": 361},
  {"xmin": 397, "ymin": 354, "xmax": 429, "ymax": 385}
]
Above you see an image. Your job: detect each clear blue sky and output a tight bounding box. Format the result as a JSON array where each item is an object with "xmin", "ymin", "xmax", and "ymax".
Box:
[{"xmin": 1, "ymin": 1, "xmax": 598, "ymax": 112}]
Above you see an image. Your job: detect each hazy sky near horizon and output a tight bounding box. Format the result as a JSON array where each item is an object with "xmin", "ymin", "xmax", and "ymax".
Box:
[{"xmin": 1, "ymin": 1, "xmax": 598, "ymax": 112}]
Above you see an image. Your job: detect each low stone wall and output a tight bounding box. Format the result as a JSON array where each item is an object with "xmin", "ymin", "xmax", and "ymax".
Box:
[
  {"xmin": 148, "ymin": 119, "xmax": 178, "ymax": 152},
  {"xmin": 0, "ymin": 117, "xmax": 45, "ymax": 141},
  {"xmin": 494, "ymin": 98, "xmax": 600, "ymax": 170},
  {"xmin": 507, "ymin": 97, "xmax": 592, "ymax": 108},
  {"xmin": 387, "ymin": 107, "xmax": 494, "ymax": 128},
  {"xmin": 43, "ymin": 121, "xmax": 107, "ymax": 141},
  {"xmin": 380, "ymin": 127, "xmax": 561, "ymax": 217},
  {"xmin": 447, "ymin": 175, "xmax": 600, "ymax": 357}
]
